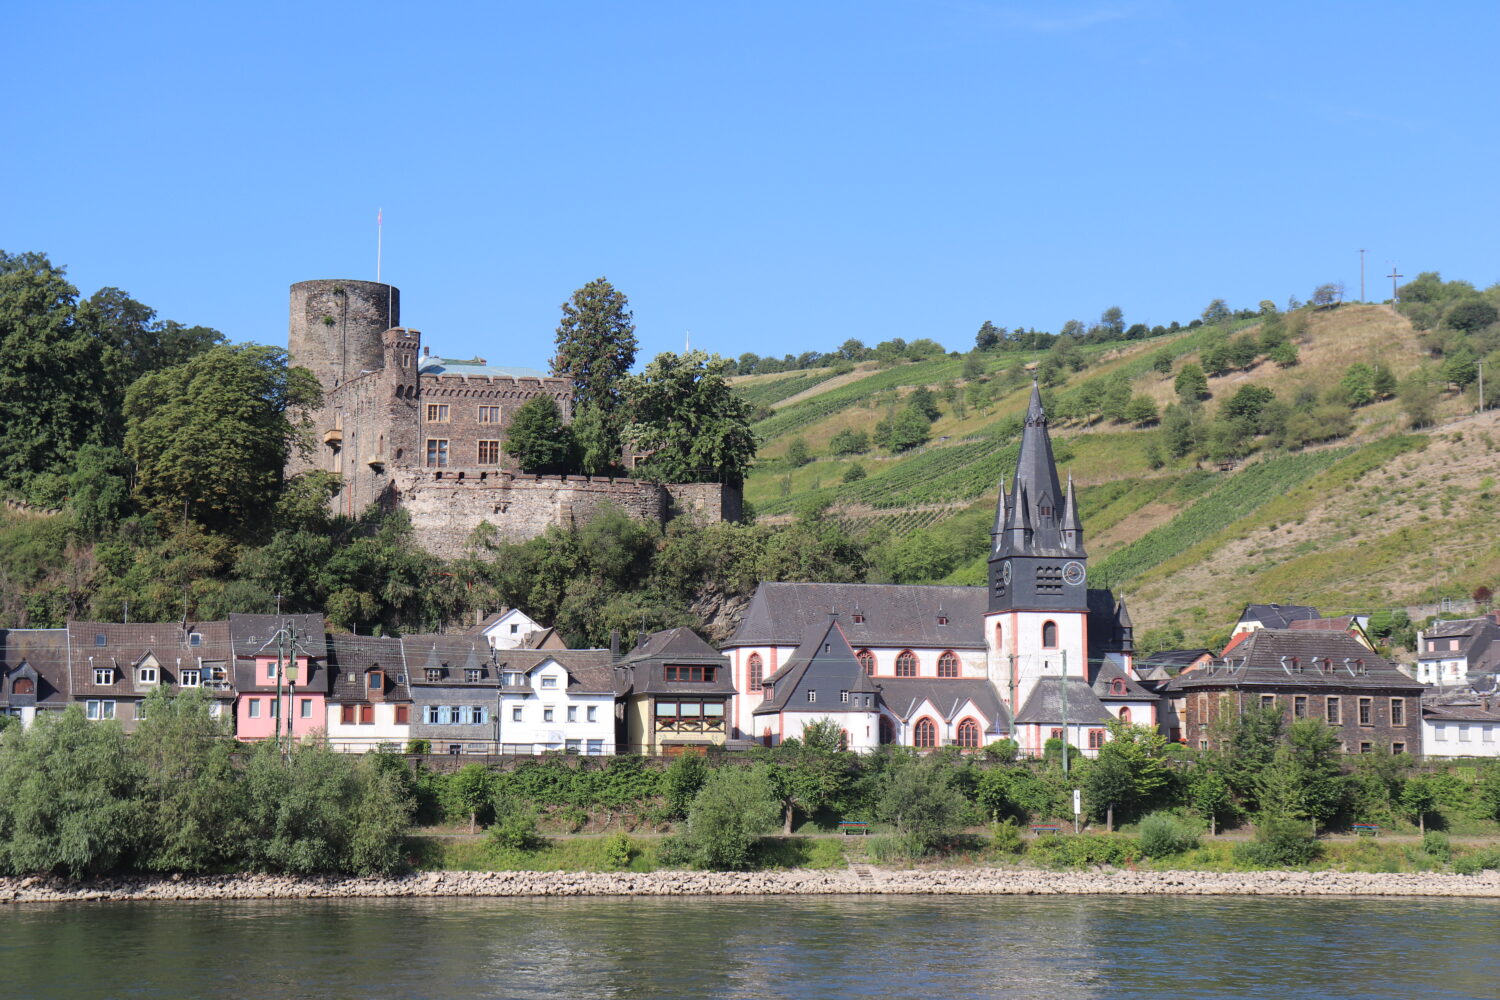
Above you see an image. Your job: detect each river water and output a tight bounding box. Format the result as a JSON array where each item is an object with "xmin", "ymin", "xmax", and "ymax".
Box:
[{"xmin": 3, "ymin": 894, "xmax": 1498, "ymax": 1000}]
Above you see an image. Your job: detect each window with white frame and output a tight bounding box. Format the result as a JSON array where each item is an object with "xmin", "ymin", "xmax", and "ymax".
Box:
[
  {"xmin": 180, "ymin": 669, "xmax": 200, "ymax": 687},
  {"xmin": 541, "ymin": 676, "xmax": 558, "ymax": 689},
  {"xmin": 567, "ymin": 706, "xmax": 577, "ymax": 722},
  {"xmin": 587, "ymin": 706, "xmax": 597, "ymax": 722},
  {"xmin": 807, "ymin": 690, "xmax": 816, "ymax": 703},
  {"xmin": 94, "ymin": 667, "xmax": 114, "ymax": 685},
  {"xmin": 248, "ymin": 699, "xmax": 261, "ymax": 718},
  {"xmin": 138, "ymin": 666, "xmax": 158, "ymax": 685},
  {"xmin": 543, "ymin": 707, "xmax": 554, "ymax": 722},
  {"xmin": 86, "ymin": 700, "xmax": 115, "ymax": 720}
]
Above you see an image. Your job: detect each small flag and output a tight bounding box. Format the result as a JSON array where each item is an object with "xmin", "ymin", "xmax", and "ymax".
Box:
[{"xmin": 378, "ymin": 209, "xmax": 382, "ymax": 226}]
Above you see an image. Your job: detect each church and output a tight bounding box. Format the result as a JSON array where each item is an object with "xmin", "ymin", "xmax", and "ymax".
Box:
[{"xmin": 722, "ymin": 385, "xmax": 1157, "ymax": 755}]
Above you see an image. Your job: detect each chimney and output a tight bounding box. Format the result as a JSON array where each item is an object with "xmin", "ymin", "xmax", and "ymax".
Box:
[
  {"xmin": 610, "ymin": 629, "xmax": 621, "ymax": 662},
  {"xmin": 636, "ymin": 631, "xmax": 649, "ymax": 652}
]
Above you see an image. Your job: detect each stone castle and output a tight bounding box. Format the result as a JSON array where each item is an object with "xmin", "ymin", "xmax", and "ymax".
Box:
[{"xmin": 286, "ymin": 279, "xmax": 739, "ymax": 557}]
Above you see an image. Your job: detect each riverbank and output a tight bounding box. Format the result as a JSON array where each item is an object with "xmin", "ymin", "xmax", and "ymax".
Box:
[{"xmin": 5, "ymin": 866, "xmax": 1500, "ymax": 904}]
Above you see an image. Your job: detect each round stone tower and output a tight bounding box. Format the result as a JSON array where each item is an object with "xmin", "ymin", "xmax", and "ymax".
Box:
[{"xmin": 288, "ymin": 279, "xmax": 401, "ymax": 391}]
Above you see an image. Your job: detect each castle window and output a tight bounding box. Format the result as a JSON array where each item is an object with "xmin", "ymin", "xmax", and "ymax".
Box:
[
  {"xmin": 913, "ymin": 718, "xmax": 937, "ymax": 748},
  {"xmin": 956, "ymin": 718, "xmax": 981, "ymax": 748},
  {"xmin": 856, "ymin": 649, "xmax": 875, "ymax": 675},
  {"xmin": 1326, "ymin": 697, "xmax": 1341, "ymax": 725},
  {"xmin": 426, "ymin": 403, "xmax": 449, "ymax": 423},
  {"xmin": 1042, "ymin": 621, "xmax": 1058, "ymax": 648},
  {"xmin": 747, "ymin": 653, "xmax": 763, "ymax": 692},
  {"xmin": 1390, "ymin": 698, "xmax": 1405, "ymax": 726},
  {"xmin": 426, "ymin": 439, "xmax": 449, "ymax": 467},
  {"xmin": 895, "ymin": 650, "xmax": 918, "ymax": 677},
  {"xmin": 937, "ymin": 651, "xmax": 959, "ymax": 678},
  {"xmin": 1088, "ymin": 728, "xmax": 1106, "ymax": 750},
  {"xmin": 478, "ymin": 440, "xmax": 501, "ymax": 465},
  {"xmin": 478, "ymin": 405, "xmax": 501, "ymax": 423}
]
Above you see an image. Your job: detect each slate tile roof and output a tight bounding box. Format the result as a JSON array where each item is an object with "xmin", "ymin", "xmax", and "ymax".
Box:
[
  {"xmin": 0, "ymin": 627, "xmax": 70, "ymax": 707},
  {"xmin": 67, "ymin": 620, "xmax": 235, "ymax": 697},
  {"xmin": 1237, "ymin": 604, "xmax": 1322, "ymax": 630},
  {"xmin": 728, "ymin": 582, "xmax": 987, "ymax": 649},
  {"xmin": 1163, "ymin": 629, "xmax": 1424, "ymax": 693},
  {"xmin": 1012, "ymin": 676, "xmax": 1113, "ymax": 725},
  {"xmin": 327, "ymin": 634, "xmax": 410, "ymax": 704},
  {"xmin": 616, "ymin": 627, "xmax": 734, "ymax": 697},
  {"xmin": 1091, "ymin": 658, "xmax": 1155, "ymax": 701},
  {"xmin": 228, "ymin": 614, "xmax": 330, "ymax": 694},
  {"xmin": 1135, "ymin": 649, "xmax": 1213, "ymax": 678},
  {"xmin": 496, "ymin": 649, "xmax": 616, "ymax": 695}
]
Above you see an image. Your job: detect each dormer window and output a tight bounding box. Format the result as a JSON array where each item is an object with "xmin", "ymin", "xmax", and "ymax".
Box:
[
  {"xmin": 180, "ymin": 669, "xmax": 200, "ymax": 687},
  {"xmin": 138, "ymin": 666, "xmax": 158, "ymax": 685},
  {"xmin": 503, "ymin": 672, "xmax": 523, "ymax": 686},
  {"xmin": 936, "ymin": 615, "xmax": 949, "ymax": 626},
  {"xmin": 541, "ymin": 676, "xmax": 558, "ymax": 689},
  {"xmin": 852, "ymin": 613, "xmax": 865, "ymax": 624},
  {"xmin": 425, "ymin": 668, "xmax": 442, "ymax": 682},
  {"xmin": 465, "ymin": 669, "xmax": 482, "ymax": 682},
  {"xmin": 1110, "ymin": 678, "xmax": 1125, "ymax": 695},
  {"xmin": 664, "ymin": 666, "xmax": 714, "ymax": 682},
  {"xmin": 1039, "ymin": 505, "xmax": 1053, "ymax": 517},
  {"xmin": 188, "ymin": 633, "xmax": 202, "ymax": 647},
  {"xmin": 368, "ymin": 669, "xmax": 384, "ymax": 690},
  {"xmin": 807, "ymin": 690, "xmax": 816, "ymax": 703},
  {"xmin": 94, "ymin": 667, "xmax": 114, "ymax": 685}
]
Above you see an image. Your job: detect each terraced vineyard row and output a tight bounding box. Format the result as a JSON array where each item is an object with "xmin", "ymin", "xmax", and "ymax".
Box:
[
  {"xmin": 733, "ymin": 370, "xmax": 839, "ymax": 407},
  {"xmin": 1092, "ymin": 448, "xmax": 1351, "ymax": 587}
]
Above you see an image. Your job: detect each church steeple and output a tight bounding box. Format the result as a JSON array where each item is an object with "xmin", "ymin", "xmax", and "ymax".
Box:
[{"xmin": 988, "ymin": 382, "xmax": 1087, "ymax": 612}]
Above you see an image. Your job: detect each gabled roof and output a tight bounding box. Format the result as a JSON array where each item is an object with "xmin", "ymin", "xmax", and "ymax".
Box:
[
  {"xmin": 616, "ymin": 627, "xmax": 734, "ymax": 697},
  {"xmin": 0, "ymin": 628, "xmax": 70, "ymax": 706},
  {"xmin": 874, "ymin": 678, "xmax": 1010, "ymax": 731},
  {"xmin": 229, "ymin": 613, "xmax": 328, "ymax": 659},
  {"xmin": 328, "ymin": 635, "xmax": 410, "ymax": 704},
  {"xmin": 1236, "ymin": 604, "xmax": 1321, "ymax": 630},
  {"xmin": 496, "ymin": 649, "xmax": 616, "ymax": 695},
  {"xmin": 399, "ymin": 635, "xmax": 501, "ymax": 689},
  {"xmin": 753, "ymin": 618, "xmax": 870, "ymax": 716},
  {"xmin": 728, "ymin": 582, "xmax": 986, "ymax": 648},
  {"xmin": 1013, "ymin": 676, "xmax": 1112, "ymax": 725},
  {"xmin": 620, "ymin": 626, "xmax": 723, "ymax": 663},
  {"xmin": 1163, "ymin": 629, "xmax": 1423, "ymax": 693},
  {"xmin": 68, "ymin": 620, "xmax": 236, "ymax": 697},
  {"xmin": 1091, "ymin": 659, "xmax": 1155, "ymax": 701},
  {"xmin": 1136, "ymin": 649, "xmax": 1213, "ymax": 675},
  {"xmin": 1421, "ymin": 616, "xmax": 1496, "ymax": 639}
]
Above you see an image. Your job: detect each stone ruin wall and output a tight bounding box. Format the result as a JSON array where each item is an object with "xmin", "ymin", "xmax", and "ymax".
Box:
[{"xmin": 391, "ymin": 470, "xmax": 740, "ymax": 558}]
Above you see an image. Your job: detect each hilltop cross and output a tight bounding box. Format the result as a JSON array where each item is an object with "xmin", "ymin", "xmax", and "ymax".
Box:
[{"xmin": 1388, "ymin": 266, "xmax": 1403, "ymax": 303}]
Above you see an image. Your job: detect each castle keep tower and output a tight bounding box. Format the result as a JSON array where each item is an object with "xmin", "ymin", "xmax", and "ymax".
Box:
[{"xmin": 289, "ymin": 279, "xmax": 401, "ymax": 391}]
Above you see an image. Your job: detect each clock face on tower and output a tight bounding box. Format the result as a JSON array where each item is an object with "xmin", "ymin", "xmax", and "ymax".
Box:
[
  {"xmin": 1001, "ymin": 562, "xmax": 1012, "ymax": 586},
  {"xmin": 1063, "ymin": 561, "xmax": 1086, "ymax": 587}
]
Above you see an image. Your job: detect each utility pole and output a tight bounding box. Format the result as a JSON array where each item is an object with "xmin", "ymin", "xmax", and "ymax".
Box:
[
  {"xmin": 1388, "ymin": 266, "xmax": 1404, "ymax": 303},
  {"xmin": 1059, "ymin": 650, "xmax": 1069, "ymax": 775},
  {"xmin": 1480, "ymin": 360, "xmax": 1486, "ymax": 413},
  {"xmin": 285, "ymin": 617, "xmax": 299, "ymax": 755},
  {"xmin": 1359, "ymin": 249, "xmax": 1366, "ymax": 302}
]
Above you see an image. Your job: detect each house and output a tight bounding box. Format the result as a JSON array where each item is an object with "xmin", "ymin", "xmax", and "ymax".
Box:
[
  {"xmin": 1231, "ymin": 603, "xmax": 1322, "ymax": 635},
  {"xmin": 725, "ymin": 384, "xmax": 1142, "ymax": 757},
  {"xmin": 0, "ymin": 628, "xmax": 70, "ymax": 727},
  {"xmin": 1287, "ymin": 614, "xmax": 1375, "ymax": 651},
  {"xmin": 325, "ymin": 634, "xmax": 413, "ymax": 751},
  {"xmin": 1422, "ymin": 683, "xmax": 1500, "ymax": 757},
  {"xmin": 67, "ymin": 621, "xmax": 235, "ymax": 731},
  {"xmin": 472, "ymin": 608, "xmax": 546, "ymax": 651},
  {"xmin": 1163, "ymin": 629, "xmax": 1425, "ymax": 755},
  {"xmin": 402, "ymin": 637, "xmax": 503, "ymax": 753},
  {"xmin": 1414, "ymin": 616, "xmax": 1500, "ymax": 686},
  {"xmin": 615, "ymin": 627, "xmax": 735, "ymax": 755},
  {"xmin": 495, "ymin": 649, "xmax": 617, "ymax": 754},
  {"xmin": 1133, "ymin": 649, "xmax": 1213, "ymax": 743},
  {"xmin": 230, "ymin": 614, "xmax": 330, "ymax": 741}
]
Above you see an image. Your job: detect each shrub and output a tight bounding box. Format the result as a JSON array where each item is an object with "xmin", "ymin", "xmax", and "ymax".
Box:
[
  {"xmin": 842, "ymin": 463, "xmax": 867, "ymax": 483},
  {"xmin": 866, "ymin": 835, "xmax": 907, "ymax": 864},
  {"xmin": 1453, "ymin": 848, "xmax": 1500, "ymax": 875},
  {"xmin": 1029, "ymin": 834, "xmax": 1140, "ymax": 869},
  {"xmin": 685, "ymin": 766, "xmax": 780, "ymax": 870},
  {"xmin": 1138, "ymin": 812, "xmax": 1200, "ymax": 858},
  {"xmin": 1421, "ymin": 830, "xmax": 1451, "ymax": 863},
  {"xmin": 486, "ymin": 804, "xmax": 543, "ymax": 853},
  {"xmin": 654, "ymin": 834, "xmax": 695, "ymax": 869},
  {"xmin": 989, "ymin": 820, "xmax": 1025, "ymax": 856},
  {"xmin": 1234, "ymin": 818, "xmax": 1321, "ymax": 867},
  {"xmin": 405, "ymin": 739, "xmax": 432, "ymax": 754},
  {"xmin": 603, "ymin": 832, "xmax": 632, "ymax": 870}
]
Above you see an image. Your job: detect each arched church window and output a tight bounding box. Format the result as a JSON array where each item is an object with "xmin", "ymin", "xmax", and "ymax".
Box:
[
  {"xmin": 1118, "ymin": 707, "xmax": 1131, "ymax": 724},
  {"xmin": 895, "ymin": 650, "xmax": 918, "ymax": 677},
  {"xmin": 747, "ymin": 653, "xmax": 763, "ymax": 692},
  {"xmin": 994, "ymin": 623, "xmax": 1003, "ymax": 649},
  {"xmin": 913, "ymin": 718, "xmax": 937, "ymax": 748},
  {"xmin": 956, "ymin": 718, "xmax": 981, "ymax": 748},
  {"xmin": 1110, "ymin": 678, "xmax": 1125, "ymax": 695},
  {"xmin": 937, "ymin": 651, "xmax": 960, "ymax": 678},
  {"xmin": 1042, "ymin": 621, "xmax": 1058, "ymax": 648},
  {"xmin": 879, "ymin": 716, "xmax": 896, "ymax": 745},
  {"xmin": 856, "ymin": 649, "xmax": 875, "ymax": 675}
]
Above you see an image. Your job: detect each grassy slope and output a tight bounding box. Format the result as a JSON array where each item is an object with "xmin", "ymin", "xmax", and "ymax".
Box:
[{"xmin": 737, "ymin": 305, "xmax": 1495, "ymax": 647}]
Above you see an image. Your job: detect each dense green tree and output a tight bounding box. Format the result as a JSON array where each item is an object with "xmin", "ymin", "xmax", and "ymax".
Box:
[
  {"xmin": 550, "ymin": 278, "xmax": 637, "ymax": 468},
  {"xmin": 1100, "ymin": 306, "xmax": 1125, "ymax": 337},
  {"xmin": 1400, "ymin": 367, "xmax": 1440, "ymax": 427},
  {"xmin": 661, "ymin": 753, "xmax": 711, "ymax": 818},
  {"xmin": 837, "ymin": 338, "xmax": 868, "ymax": 360},
  {"xmin": 570, "ymin": 401, "xmax": 619, "ymax": 476},
  {"xmin": 131, "ymin": 687, "xmax": 240, "ymax": 872},
  {"xmin": 1085, "ymin": 721, "xmax": 1172, "ymax": 829},
  {"xmin": 1441, "ymin": 348, "xmax": 1479, "ymax": 390},
  {"xmin": 975, "ymin": 321, "xmax": 1001, "ymax": 350},
  {"xmin": 1124, "ymin": 394, "xmax": 1159, "ymax": 426},
  {"xmin": 1160, "ymin": 404, "xmax": 1201, "ymax": 459},
  {"xmin": 1188, "ymin": 765, "xmax": 1234, "ymax": 835},
  {"xmin": 504, "ymin": 396, "xmax": 574, "ymax": 473},
  {"xmin": 1339, "ymin": 363, "xmax": 1376, "ymax": 407},
  {"xmin": 1174, "ymin": 363, "xmax": 1209, "ymax": 401},
  {"xmin": 1223, "ymin": 385, "xmax": 1275, "ymax": 420},
  {"xmin": 1151, "ymin": 351, "xmax": 1174, "ymax": 377},
  {"xmin": 828, "ymin": 428, "xmax": 870, "ymax": 456},
  {"xmin": 1211, "ymin": 702, "xmax": 1285, "ymax": 813},
  {"xmin": 785, "ymin": 437, "xmax": 812, "ymax": 468},
  {"xmin": 906, "ymin": 386, "xmax": 941, "ymax": 421},
  {"xmin": 841, "ymin": 463, "xmax": 866, "ymax": 483},
  {"xmin": 124, "ymin": 344, "xmax": 320, "ymax": 536},
  {"xmin": 877, "ymin": 759, "xmax": 967, "ymax": 856},
  {"xmin": 1201, "ymin": 299, "xmax": 1232, "ymax": 325},
  {"xmin": 685, "ymin": 766, "xmax": 781, "ymax": 870},
  {"xmin": 0, "ymin": 707, "xmax": 142, "ymax": 876},
  {"xmin": 1256, "ymin": 719, "xmax": 1347, "ymax": 833},
  {"xmin": 66, "ymin": 444, "xmax": 134, "ymax": 538},
  {"xmin": 1371, "ymin": 362, "xmax": 1399, "ymax": 399},
  {"xmin": 1267, "ymin": 341, "xmax": 1299, "ymax": 367},
  {"xmin": 1400, "ymin": 774, "xmax": 1440, "ymax": 834},
  {"xmin": 873, "ymin": 406, "xmax": 931, "ymax": 452},
  {"xmin": 1445, "ymin": 298, "xmax": 1497, "ymax": 334},
  {"xmin": 624, "ymin": 350, "xmax": 756, "ymax": 485}
]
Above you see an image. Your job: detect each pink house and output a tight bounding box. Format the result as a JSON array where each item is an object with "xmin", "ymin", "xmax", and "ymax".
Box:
[{"xmin": 229, "ymin": 614, "xmax": 330, "ymax": 742}]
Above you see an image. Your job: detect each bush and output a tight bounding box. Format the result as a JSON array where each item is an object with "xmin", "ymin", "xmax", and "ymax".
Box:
[
  {"xmin": 1421, "ymin": 830, "xmax": 1451, "ymax": 863},
  {"xmin": 1029, "ymin": 834, "xmax": 1140, "ymax": 869},
  {"xmin": 989, "ymin": 820, "xmax": 1025, "ymax": 856},
  {"xmin": 1138, "ymin": 812, "xmax": 1200, "ymax": 858},
  {"xmin": 405, "ymin": 739, "xmax": 431, "ymax": 754},
  {"xmin": 842, "ymin": 463, "xmax": 867, "ymax": 483},
  {"xmin": 1234, "ymin": 818, "xmax": 1321, "ymax": 867},
  {"xmin": 654, "ymin": 834, "xmax": 695, "ymax": 869},
  {"xmin": 866, "ymin": 835, "xmax": 907, "ymax": 864},
  {"xmin": 486, "ymin": 804, "xmax": 543, "ymax": 853},
  {"xmin": 603, "ymin": 832, "xmax": 632, "ymax": 870},
  {"xmin": 685, "ymin": 766, "xmax": 781, "ymax": 870},
  {"xmin": 1452, "ymin": 848, "xmax": 1500, "ymax": 875}
]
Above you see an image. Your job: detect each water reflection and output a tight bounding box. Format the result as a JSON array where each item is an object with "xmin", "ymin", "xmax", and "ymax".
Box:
[{"xmin": 3, "ymin": 894, "xmax": 1497, "ymax": 1000}]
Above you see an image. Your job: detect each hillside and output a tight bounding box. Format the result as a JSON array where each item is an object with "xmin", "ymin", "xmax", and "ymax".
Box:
[{"xmin": 736, "ymin": 301, "xmax": 1500, "ymax": 651}]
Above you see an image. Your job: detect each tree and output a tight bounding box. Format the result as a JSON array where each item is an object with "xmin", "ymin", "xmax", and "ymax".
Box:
[
  {"xmin": 449, "ymin": 763, "xmax": 495, "ymax": 833},
  {"xmin": 1445, "ymin": 298, "xmax": 1497, "ymax": 334},
  {"xmin": 623, "ymin": 350, "xmax": 757, "ymax": 485},
  {"xmin": 906, "ymin": 386, "xmax": 942, "ymax": 421},
  {"xmin": 1339, "ymin": 364, "xmax": 1376, "ymax": 407},
  {"xmin": 1267, "ymin": 341, "xmax": 1299, "ymax": 367},
  {"xmin": 842, "ymin": 463, "xmax": 866, "ymax": 483},
  {"xmin": 828, "ymin": 428, "xmax": 869, "ymax": 456},
  {"xmin": 873, "ymin": 406, "xmax": 931, "ymax": 452},
  {"xmin": 1211, "ymin": 702, "xmax": 1286, "ymax": 813},
  {"xmin": 785, "ymin": 437, "xmax": 812, "ymax": 468},
  {"xmin": 1223, "ymin": 385, "xmax": 1275, "ymax": 420},
  {"xmin": 1201, "ymin": 299, "xmax": 1231, "ymax": 325},
  {"xmin": 877, "ymin": 759, "xmax": 967, "ymax": 856},
  {"xmin": 67, "ymin": 444, "xmax": 134, "ymax": 538},
  {"xmin": 504, "ymin": 396, "xmax": 574, "ymax": 473},
  {"xmin": 1400, "ymin": 369, "xmax": 1440, "ymax": 427},
  {"xmin": 975, "ymin": 321, "xmax": 1001, "ymax": 350},
  {"xmin": 1442, "ymin": 348, "xmax": 1479, "ymax": 390},
  {"xmin": 1189, "ymin": 766, "xmax": 1233, "ymax": 836},
  {"xmin": 1151, "ymin": 351, "xmax": 1174, "ymax": 377},
  {"xmin": 685, "ymin": 766, "xmax": 780, "ymax": 870},
  {"xmin": 837, "ymin": 338, "xmax": 867, "ymax": 360},
  {"xmin": 124, "ymin": 344, "xmax": 320, "ymax": 537},
  {"xmin": 1371, "ymin": 363, "xmax": 1398, "ymax": 399},
  {"xmin": 1124, "ymin": 395, "xmax": 1158, "ymax": 426},
  {"xmin": 551, "ymin": 278, "xmax": 637, "ymax": 466},
  {"xmin": 961, "ymin": 351, "xmax": 985, "ymax": 378},
  {"xmin": 1085, "ymin": 721, "xmax": 1172, "ymax": 830},
  {"xmin": 130, "ymin": 687, "xmax": 240, "ymax": 873},
  {"xmin": 1400, "ymin": 775, "xmax": 1440, "ymax": 834},
  {"xmin": 1160, "ymin": 404, "xmax": 1200, "ymax": 459},
  {"xmin": 1174, "ymin": 363, "xmax": 1209, "ymax": 402},
  {"xmin": 1100, "ymin": 306, "xmax": 1125, "ymax": 337},
  {"xmin": 1311, "ymin": 283, "xmax": 1345, "ymax": 307}
]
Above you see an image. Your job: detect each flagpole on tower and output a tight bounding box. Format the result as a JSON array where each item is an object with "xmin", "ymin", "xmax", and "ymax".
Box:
[{"xmin": 377, "ymin": 208, "xmax": 383, "ymax": 284}]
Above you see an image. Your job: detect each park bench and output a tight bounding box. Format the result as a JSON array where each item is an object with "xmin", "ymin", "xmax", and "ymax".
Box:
[
  {"xmin": 1031, "ymin": 824, "xmax": 1062, "ymax": 835},
  {"xmin": 1352, "ymin": 824, "xmax": 1380, "ymax": 836},
  {"xmin": 838, "ymin": 821, "xmax": 870, "ymax": 836}
]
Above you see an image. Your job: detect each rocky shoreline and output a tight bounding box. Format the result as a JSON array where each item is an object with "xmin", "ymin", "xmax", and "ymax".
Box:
[{"xmin": 4, "ymin": 867, "xmax": 1499, "ymax": 904}]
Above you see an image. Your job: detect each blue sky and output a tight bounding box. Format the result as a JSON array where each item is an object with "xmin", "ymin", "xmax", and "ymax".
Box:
[{"xmin": 5, "ymin": 1, "xmax": 1497, "ymax": 369}]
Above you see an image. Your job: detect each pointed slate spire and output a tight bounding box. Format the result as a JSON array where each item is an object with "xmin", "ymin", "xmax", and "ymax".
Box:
[
  {"xmin": 1061, "ymin": 471, "xmax": 1083, "ymax": 553},
  {"xmin": 1012, "ymin": 382, "xmax": 1065, "ymax": 523}
]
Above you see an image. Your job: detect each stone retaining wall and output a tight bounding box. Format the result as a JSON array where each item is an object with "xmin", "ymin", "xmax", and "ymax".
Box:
[{"xmin": 4, "ymin": 867, "xmax": 1498, "ymax": 905}]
